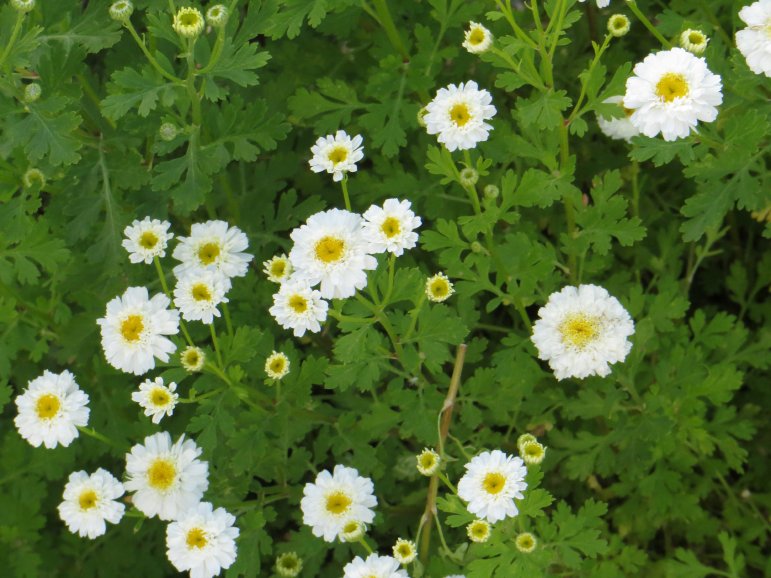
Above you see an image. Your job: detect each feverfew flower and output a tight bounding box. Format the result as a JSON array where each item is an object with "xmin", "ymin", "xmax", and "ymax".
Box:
[
  {"xmin": 339, "ymin": 520, "xmax": 366, "ymax": 542},
  {"xmin": 342, "ymin": 554, "xmax": 408, "ymax": 578},
  {"xmin": 172, "ymin": 220, "xmax": 252, "ymax": 280},
  {"xmin": 173, "ymin": 269, "xmax": 231, "ymax": 325},
  {"xmin": 362, "ymin": 199, "xmax": 422, "ymax": 256},
  {"xmin": 457, "ymin": 450, "xmax": 528, "ymax": 524},
  {"xmin": 206, "ymin": 4, "xmax": 228, "ymax": 28},
  {"xmin": 166, "ymin": 502, "xmax": 239, "ymax": 578},
  {"xmin": 462, "ymin": 22, "xmax": 493, "ymax": 54},
  {"xmin": 181, "ymin": 345, "xmax": 206, "ymax": 372},
  {"xmin": 424, "ymin": 81, "xmax": 497, "ymax": 151},
  {"xmin": 597, "ymin": 96, "xmax": 640, "ymax": 142},
  {"xmin": 289, "ymin": 209, "xmax": 377, "ymax": 299},
  {"xmin": 578, "ymin": 0, "xmax": 610, "ymax": 8},
  {"xmin": 131, "ymin": 377, "xmax": 179, "ymax": 424},
  {"xmin": 265, "ymin": 351, "xmax": 290, "ymax": 380},
  {"xmin": 520, "ymin": 441, "xmax": 546, "ymax": 465},
  {"xmin": 530, "ymin": 284, "xmax": 635, "ymax": 380},
  {"xmin": 607, "ymin": 14, "xmax": 630, "ymax": 37},
  {"xmin": 467, "ymin": 519, "xmax": 491, "ymax": 543},
  {"xmin": 301, "ymin": 465, "xmax": 377, "ymax": 542},
  {"xmin": 623, "ymin": 47, "xmax": 723, "ymax": 141},
  {"xmin": 736, "ymin": 0, "xmax": 771, "ymax": 77},
  {"xmin": 269, "ymin": 281, "xmax": 329, "ymax": 337},
  {"xmin": 309, "ymin": 130, "xmax": 364, "ymax": 182},
  {"xmin": 416, "ymin": 448, "xmax": 441, "ymax": 476},
  {"xmin": 276, "ymin": 552, "xmax": 303, "ymax": 577},
  {"xmin": 58, "ymin": 469, "xmax": 125, "ymax": 539},
  {"xmin": 680, "ymin": 29, "xmax": 709, "ymax": 55},
  {"xmin": 516, "ymin": 433, "xmax": 537, "ymax": 452},
  {"xmin": 14, "ymin": 370, "xmax": 89, "ymax": 449},
  {"xmin": 263, "ymin": 254, "xmax": 292, "ymax": 283},
  {"xmin": 97, "ymin": 287, "xmax": 180, "ymax": 376},
  {"xmin": 515, "ymin": 532, "xmax": 537, "ymax": 553},
  {"xmin": 122, "ymin": 217, "xmax": 173, "ymax": 264},
  {"xmin": 426, "ymin": 272, "xmax": 454, "ymax": 302},
  {"xmin": 393, "ymin": 539, "xmax": 417, "ymax": 565},
  {"xmin": 125, "ymin": 432, "xmax": 209, "ymax": 521},
  {"xmin": 172, "ymin": 6, "xmax": 204, "ymax": 38}
]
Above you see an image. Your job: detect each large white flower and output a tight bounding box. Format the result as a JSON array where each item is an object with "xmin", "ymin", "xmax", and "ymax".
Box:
[
  {"xmin": 530, "ymin": 284, "xmax": 634, "ymax": 380},
  {"xmin": 14, "ymin": 370, "xmax": 89, "ymax": 449},
  {"xmin": 122, "ymin": 217, "xmax": 173, "ymax": 264},
  {"xmin": 736, "ymin": 0, "xmax": 771, "ymax": 77},
  {"xmin": 424, "ymin": 80, "xmax": 497, "ymax": 152},
  {"xmin": 58, "ymin": 469, "xmax": 125, "ymax": 539},
  {"xmin": 457, "ymin": 450, "xmax": 527, "ymax": 524},
  {"xmin": 269, "ymin": 281, "xmax": 329, "ymax": 337},
  {"xmin": 166, "ymin": 501, "xmax": 239, "ymax": 578},
  {"xmin": 125, "ymin": 432, "xmax": 209, "ymax": 521},
  {"xmin": 597, "ymin": 96, "xmax": 640, "ymax": 142},
  {"xmin": 172, "ymin": 220, "xmax": 252, "ymax": 280},
  {"xmin": 342, "ymin": 554, "xmax": 408, "ymax": 578},
  {"xmin": 173, "ymin": 269, "xmax": 231, "ymax": 325},
  {"xmin": 309, "ymin": 130, "xmax": 364, "ymax": 182},
  {"xmin": 300, "ymin": 465, "xmax": 377, "ymax": 542},
  {"xmin": 624, "ymin": 47, "xmax": 723, "ymax": 141},
  {"xmin": 131, "ymin": 376, "xmax": 179, "ymax": 424},
  {"xmin": 289, "ymin": 209, "xmax": 377, "ymax": 299},
  {"xmin": 97, "ymin": 286, "xmax": 180, "ymax": 376},
  {"xmin": 362, "ymin": 198, "xmax": 422, "ymax": 256}
]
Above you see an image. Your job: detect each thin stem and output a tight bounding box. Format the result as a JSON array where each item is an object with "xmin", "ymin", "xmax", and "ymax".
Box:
[
  {"xmin": 340, "ymin": 176, "xmax": 352, "ymax": 211},
  {"xmin": 124, "ymin": 21, "xmax": 183, "ymax": 83},
  {"xmin": 437, "ymin": 471, "xmax": 457, "ymax": 494},
  {"xmin": 77, "ymin": 426, "xmax": 121, "ymax": 449},
  {"xmin": 370, "ymin": 0, "xmax": 409, "ymax": 60},
  {"xmin": 559, "ymin": 122, "xmax": 577, "ymax": 282},
  {"xmin": 196, "ymin": 28, "xmax": 226, "ymax": 76},
  {"xmin": 222, "ymin": 302, "xmax": 234, "ymax": 337},
  {"xmin": 567, "ymin": 33, "xmax": 613, "ymax": 124},
  {"xmin": 177, "ymin": 387, "xmax": 224, "ymax": 404},
  {"xmin": 494, "ymin": 0, "xmax": 538, "ymax": 50},
  {"xmin": 185, "ymin": 38, "xmax": 202, "ymax": 125},
  {"xmin": 432, "ymin": 513, "xmax": 454, "ymax": 557},
  {"xmin": 357, "ymin": 536, "xmax": 375, "ymax": 554},
  {"xmin": 209, "ymin": 323, "xmax": 224, "ymax": 368},
  {"xmin": 0, "ymin": 12, "xmax": 24, "ymax": 71},
  {"xmin": 154, "ymin": 256, "xmax": 171, "ymax": 296},
  {"xmin": 631, "ymin": 160, "xmax": 640, "ymax": 219},
  {"xmin": 382, "ymin": 253, "xmax": 396, "ymax": 306},
  {"xmin": 626, "ymin": 1, "xmax": 672, "ymax": 48}
]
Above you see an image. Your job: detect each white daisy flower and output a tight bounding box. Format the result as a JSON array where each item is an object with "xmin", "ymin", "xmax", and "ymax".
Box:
[
  {"xmin": 462, "ymin": 22, "xmax": 493, "ymax": 54},
  {"xmin": 597, "ymin": 96, "xmax": 640, "ymax": 142},
  {"xmin": 58, "ymin": 469, "xmax": 125, "ymax": 539},
  {"xmin": 425, "ymin": 272, "xmax": 454, "ymax": 303},
  {"xmin": 623, "ymin": 47, "xmax": 723, "ymax": 141},
  {"xmin": 265, "ymin": 351, "xmax": 290, "ymax": 380},
  {"xmin": 736, "ymin": 0, "xmax": 771, "ymax": 77},
  {"xmin": 289, "ymin": 208, "xmax": 377, "ymax": 299},
  {"xmin": 578, "ymin": 0, "xmax": 610, "ymax": 7},
  {"xmin": 457, "ymin": 450, "xmax": 528, "ymax": 524},
  {"xmin": 424, "ymin": 81, "xmax": 497, "ymax": 152},
  {"xmin": 309, "ymin": 130, "xmax": 364, "ymax": 182},
  {"xmin": 392, "ymin": 538, "xmax": 417, "ymax": 565},
  {"xmin": 680, "ymin": 29, "xmax": 709, "ymax": 55},
  {"xmin": 14, "ymin": 370, "xmax": 89, "ymax": 449},
  {"xmin": 172, "ymin": 220, "xmax": 252, "ymax": 280},
  {"xmin": 131, "ymin": 377, "xmax": 179, "ymax": 424},
  {"xmin": 122, "ymin": 217, "xmax": 173, "ymax": 264},
  {"xmin": 269, "ymin": 281, "xmax": 329, "ymax": 337},
  {"xmin": 362, "ymin": 199, "xmax": 422, "ymax": 256},
  {"xmin": 180, "ymin": 345, "xmax": 206, "ymax": 372},
  {"xmin": 97, "ymin": 287, "xmax": 180, "ymax": 376},
  {"xmin": 342, "ymin": 554, "xmax": 408, "ymax": 578},
  {"xmin": 300, "ymin": 465, "xmax": 377, "ymax": 542},
  {"xmin": 166, "ymin": 501, "xmax": 239, "ymax": 578},
  {"xmin": 530, "ymin": 284, "xmax": 635, "ymax": 380},
  {"xmin": 125, "ymin": 431, "xmax": 209, "ymax": 521},
  {"xmin": 173, "ymin": 269, "xmax": 231, "ymax": 325},
  {"xmin": 263, "ymin": 253, "xmax": 292, "ymax": 283}
]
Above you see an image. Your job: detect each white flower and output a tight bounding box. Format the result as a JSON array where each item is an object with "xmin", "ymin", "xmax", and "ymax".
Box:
[
  {"xmin": 392, "ymin": 538, "xmax": 417, "ymax": 565},
  {"xmin": 263, "ymin": 253, "xmax": 292, "ymax": 283},
  {"xmin": 736, "ymin": 0, "xmax": 771, "ymax": 77},
  {"xmin": 309, "ymin": 130, "xmax": 364, "ymax": 182},
  {"xmin": 125, "ymin": 431, "xmax": 209, "ymax": 521},
  {"xmin": 530, "ymin": 284, "xmax": 635, "ymax": 380},
  {"xmin": 301, "ymin": 465, "xmax": 377, "ymax": 542},
  {"xmin": 342, "ymin": 554, "xmax": 408, "ymax": 578},
  {"xmin": 362, "ymin": 199, "xmax": 422, "ymax": 256},
  {"xmin": 172, "ymin": 220, "xmax": 252, "ymax": 280},
  {"xmin": 269, "ymin": 281, "xmax": 329, "ymax": 337},
  {"xmin": 416, "ymin": 448, "xmax": 441, "ymax": 476},
  {"xmin": 462, "ymin": 22, "xmax": 493, "ymax": 54},
  {"xmin": 265, "ymin": 351, "xmax": 290, "ymax": 380},
  {"xmin": 424, "ymin": 81, "xmax": 497, "ymax": 152},
  {"xmin": 173, "ymin": 269, "xmax": 231, "ymax": 325},
  {"xmin": 597, "ymin": 96, "xmax": 640, "ymax": 142},
  {"xmin": 425, "ymin": 272, "xmax": 454, "ymax": 302},
  {"xmin": 457, "ymin": 450, "xmax": 527, "ymax": 524},
  {"xmin": 578, "ymin": 0, "xmax": 610, "ymax": 7},
  {"xmin": 680, "ymin": 29, "xmax": 709, "ymax": 55},
  {"xmin": 14, "ymin": 370, "xmax": 89, "ymax": 449},
  {"xmin": 131, "ymin": 377, "xmax": 179, "ymax": 424},
  {"xmin": 97, "ymin": 287, "xmax": 180, "ymax": 376},
  {"xmin": 623, "ymin": 47, "xmax": 723, "ymax": 141},
  {"xmin": 181, "ymin": 345, "xmax": 206, "ymax": 372},
  {"xmin": 122, "ymin": 217, "xmax": 173, "ymax": 264},
  {"xmin": 58, "ymin": 469, "xmax": 125, "ymax": 539},
  {"xmin": 166, "ymin": 501, "xmax": 239, "ymax": 578},
  {"xmin": 289, "ymin": 209, "xmax": 377, "ymax": 299}
]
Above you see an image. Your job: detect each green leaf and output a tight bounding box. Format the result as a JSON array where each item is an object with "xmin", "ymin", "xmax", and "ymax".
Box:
[
  {"xmin": 101, "ymin": 67, "xmax": 179, "ymax": 121},
  {"xmin": 516, "ymin": 90, "xmax": 571, "ymax": 130},
  {"xmin": 5, "ymin": 97, "xmax": 82, "ymax": 166}
]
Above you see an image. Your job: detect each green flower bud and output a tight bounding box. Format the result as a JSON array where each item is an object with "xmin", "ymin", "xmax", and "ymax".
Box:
[
  {"xmin": 460, "ymin": 167, "xmax": 479, "ymax": 187},
  {"xmin": 416, "ymin": 106, "xmax": 428, "ymax": 128},
  {"xmin": 173, "ymin": 7, "xmax": 205, "ymax": 38},
  {"xmin": 483, "ymin": 184, "xmax": 499, "ymax": 199},
  {"xmin": 11, "ymin": 0, "xmax": 35, "ymax": 14},
  {"xmin": 159, "ymin": 122, "xmax": 178, "ymax": 142},
  {"xmin": 275, "ymin": 552, "xmax": 303, "ymax": 577},
  {"xmin": 23, "ymin": 83, "xmax": 41, "ymax": 103},
  {"xmin": 109, "ymin": 0, "xmax": 134, "ymax": 22},
  {"xmin": 22, "ymin": 168, "xmax": 46, "ymax": 189},
  {"xmin": 680, "ymin": 29, "xmax": 708, "ymax": 55},
  {"xmin": 206, "ymin": 4, "xmax": 228, "ymax": 28},
  {"xmin": 607, "ymin": 14, "xmax": 630, "ymax": 37},
  {"xmin": 515, "ymin": 532, "xmax": 537, "ymax": 553},
  {"xmin": 470, "ymin": 241, "xmax": 484, "ymax": 253}
]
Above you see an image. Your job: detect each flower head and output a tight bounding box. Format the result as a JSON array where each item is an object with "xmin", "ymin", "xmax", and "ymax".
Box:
[
  {"xmin": 173, "ymin": 269, "xmax": 231, "ymax": 325},
  {"xmin": 362, "ymin": 199, "xmax": 422, "ymax": 256},
  {"xmin": 263, "ymin": 253, "xmax": 293, "ymax": 283},
  {"xmin": 122, "ymin": 217, "xmax": 173, "ymax": 264},
  {"xmin": 342, "ymin": 554, "xmax": 408, "ymax": 578},
  {"xmin": 181, "ymin": 345, "xmax": 205, "ymax": 372},
  {"xmin": 520, "ymin": 441, "xmax": 546, "ymax": 465},
  {"xmin": 109, "ymin": 0, "xmax": 134, "ymax": 21},
  {"xmin": 736, "ymin": 0, "xmax": 771, "ymax": 77},
  {"xmin": 265, "ymin": 351, "xmax": 290, "ymax": 380},
  {"xmin": 457, "ymin": 450, "xmax": 528, "ymax": 523},
  {"xmin": 515, "ymin": 532, "xmax": 537, "ymax": 553},
  {"xmin": 467, "ymin": 519, "xmax": 491, "ymax": 543},
  {"xmin": 462, "ymin": 22, "xmax": 493, "ymax": 54},
  {"xmin": 276, "ymin": 552, "xmax": 303, "ymax": 577},
  {"xmin": 680, "ymin": 29, "xmax": 709, "ymax": 55},
  {"xmin": 426, "ymin": 272, "xmax": 454, "ymax": 302},
  {"xmin": 392, "ymin": 539, "xmax": 417, "ymax": 565},
  {"xmin": 309, "ymin": 130, "xmax": 364, "ymax": 182},
  {"xmin": 269, "ymin": 281, "xmax": 329, "ymax": 337},
  {"xmin": 607, "ymin": 14, "xmax": 630, "ymax": 37},
  {"xmin": 131, "ymin": 377, "xmax": 179, "ymax": 424},
  {"xmin": 597, "ymin": 96, "xmax": 640, "ymax": 142},
  {"xmin": 173, "ymin": 7, "xmax": 205, "ymax": 38},
  {"xmin": 424, "ymin": 81, "xmax": 497, "ymax": 151},
  {"xmin": 516, "ymin": 433, "xmax": 537, "ymax": 452},
  {"xmin": 416, "ymin": 448, "xmax": 441, "ymax": 476},
  {"xmin": 11, "ymin": 0, "xmax": 35, "ymax": 13},
  {"xmin": 340, "ymin": 520, "xmax": 366, "ymax": 542},
  {"xmin": 206, "ymin": 4, "xmax": 228, "ymax": 28},
  {"xmin": 578, "ymin": 0, "xmax": 610, "ymax": 7},
  {"xmin": 58, "ymin": 469, "xmax": 125, "ymax": 539},
  {"xmin": 172, "ymin": 220, "xmax": 252, "ymax": 280}
]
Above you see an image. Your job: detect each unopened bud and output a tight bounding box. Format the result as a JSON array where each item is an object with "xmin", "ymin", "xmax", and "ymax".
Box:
[
  {"xmin": 206, "ymin": 4, "xmax": 228, "ymax": 28},
  {"xmin": 459, "ymin": 167, "xmax": 479, "ymax": 187},
  {"xmin": 680, "ymin": 29, "xmax": 708, "ymax": 55},
  {"xmin": 23, "ymin": 83, "xmax": 41, "ymax": 103},
  {"xmin": 109, "ymin": 0, "xmax": 134, "ymax": 22},
  {"xmin": 483, "ymin": 184, "xmax": 499, "ymax": 199},
  {"xmin": 607, "ymin": 14, "xmax": 630, "ymax": 37},
  {"xmin": 11, "ymin": 0, "xmax": 35, "ymax": 14},
  {"xmin": 159, "ymin": 122, "xmax": 178, "ymax": 142},
  {"xmin": 22, "ymin": 168, "xmax": 46, "ymax": 189}
]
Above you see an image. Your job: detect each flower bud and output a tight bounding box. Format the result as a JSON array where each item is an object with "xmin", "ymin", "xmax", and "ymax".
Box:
[
  {"xmin": 467, "ymin": 519, "xmax": 491, "ymax": 543},
  {"xmin": 515, "ymin": 532, "xmax": 537, "ymax": 553},
  {"xmin": 520, "ymin": 440, "xmax": 546, "ymax": 465},
  {"xmin": 275, "ymin": 552, "xmax": 303, "ymax": 578},
  {"xmin": 516, "ymin": 433, "xmax": 537, "ymax": 452},
  {"xmin": 392, "ymin": 538, "xmax": 417, "ymax": 564},
  {"xmin": 173, "ymin": 7, "xmax": 205, "ymax": 39},
  {"xmin": 339, "ymin": 520, "xmax": 365, "ymax": 542},
  {"xmin": 206, "ymin": 4, "xmax": 228, "ymax": 28},
  {"xmin": 459, "ymin": 167, "xmax": 479, "ymax": 187},
  {"xmin": 23, "ymin": 83, "xmax": 41, "ymax": 103},
  {"xmin": 680, "ymin": 29, "xmax": 709, "ymax": 55},
  {"xmin": 22, "ymin": 168, "xmax": 45, "ymax": 189},
  {"xmin": 159, "ymin": 122, "xmax": 178, "ymax": 142},
  {"xmin": 180, "ymin": 345, "xmax": 205, "ymax": 372},
  {"xmin": 416, "ymin": 106, "xmax": 428, "ymax": 128},
  {"xmin": 109, "ymin": 0, "xmax": 134, "ymax": 22},
  {"xmin": 416, "ymin": 448, "xmax": 440, "ymax": 476},
  {"xmin": 11, "ymin": 0, "xmax": 35, "ymax": 14},
  {"xmin": 470, "ymin": 241, "xmax": 484, "ymax": 254},
  {"xmin": 607, "ymin": 14, "xmax": 630, "ymax": 37},
  {"xmin": 462, "ymin": 22, "xmax": 493, "ymax": 54},
  {"xmin": 483, "ymin": 184, "xmax": 499, "ymax": 199}
]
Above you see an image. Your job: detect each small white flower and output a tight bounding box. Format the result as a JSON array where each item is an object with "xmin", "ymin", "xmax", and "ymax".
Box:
[
  {"xmin": 173, "ymin": 220, "xmax": 252, "ymax": 280},
  {"xmin": 166, "ymin": 501, "xmax": 239, "ymax": 578},
  {"xmin": 180, "ymin": 345, "xmax": 206, "ymax": 372},
  {"xmin": 263, "ymin": 253, "xmax": 293, "ymax": 283},
  {"xmin": 173, "ymin": 269, "xmax": 231, "ymax": 325},
  {"xmin": 457, "ymin": 450, "xmax": 528, "ymax": 524},
  {"xmin": 122, "ymin": 217, "xmax": 173, "ymax": 264},
  {"xmin": 623, "ymin": 47, "xmax": 723, "ymax": 141},
  {"xmin": 301, "ymin": 465, "xmax": 377, "ymax": 542},
  {"xmin": 416, "ymin": 448, "xmax": 441, "ymax": 476},
  {"xmin": 276, "ymin": 552, "xmax": 303, "ymax": 577},
  {"xmin": 309, "ymin": 130, "xmax": 364, "ymax": 182},
  {"xmin": 269, "ymin": 281, "xmax": 329, "ymax": 337},
  {"xmin": 736, "ymin": 0, "xmax": 771, "ymax": 77},
  {"xmin": 97, "ymin": 287, "xmax": 180, "ymax": 376},
  {"xmin": 530, "ymin": 284, "xmax": 635, "ymax": 380},
  {"xmin": 362, "ymin": 199, "xmax": 422, "ymax": 256},
  {"xmin": 425, "ymin": 272, "xmax": 454, "ymax": 303},
  {"xmin": 462, "ymin": 22, "xmax": 493, "ymax": 54},
  {"xmin": 424, "ymin": 81, "xmax": 497, "ymax": 152},
  {"xmin": 265, "ymin": 351, "xmax": 290, "ymax": 380},
  {"xmin": 131, "ymin": 377, "xmax": 179, "ymax": 424},
  {"xmin": 58, "ymin": 469, "xmax": 125, "ymax": 539},
  {"xmin": 467, "ymin": 519, "xmax": 491, "ymax": 543},
  {"xmin": 680, "ymin": 29, "xmax": 709, "ymax": 55},
  {"xmin": 392, "ymin": 538, "xmax": 417, "ymax": 565},
  {"xmin": 14, "ymin": 370, "xmax": 89, "ymax": 449},
  {"xmin": 125, "ymin": 431, "xmax": 209, "ymax": 521},
  {"xmin": 597, "ymin": 96, "xmax": 640, "ymax": 142},
  {"xmin": 342, "ymin": 554, "xmax": 408, "ymax": 578}
]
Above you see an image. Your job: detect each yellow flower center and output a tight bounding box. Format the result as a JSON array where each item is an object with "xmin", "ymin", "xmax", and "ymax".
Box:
[
  {"xmin": 197, "ymin": 242, "xmax": 221, "ymax": 265},
  {"xmin": 139, "ymin": 231, "xmax": 159, "ymax": 249},
  {"xmin": 419, "ymin": 454, "xmax": 436, "ymax": 469},
  {"xmin": 184, "ymin": 350, "xmax": 200, "ymax": 366},
  {"xmin": 191, "ymin": 283, "xmax": 212, "ymax": 302},
  {"xmin": 314, "ymin": 236, "xmax": 345, "ymax": 263},
  {"xmin": 270, "ymin": 261, "xmax": 286, "ymax": 277},
  {"xmin": 449, "ymin": 103, "xmax": 471, "ymax": 127},
  {"xmin": 471, "ymin": 523, "xmax": 487, "ymax": 537},
  {"xmin": 396, "ymin": 543, "xmax": 412, "ymax": 556},
  {"xmin": 288, "ymin": 295, "xmax": 308, "ymax": 314},
  {"xmin": 78, "ymin": 489, "xmax": 98, "ymax": 511},
  {"xmin": 269, "ymin": 358, "xmax": 286, "ymax": 373},
  {"xmin": 559, "ymin": 314, "xmax": 600, "ymax": 349},
  {"xmin": 120, "ymin": 314, "xmax": 144, "ymax": 342},
  {"xmin": 186, "ymin": 527, "xmax": 208, "ymax": 549},
  {"xmin": 380, "ymin": 217, "xmax": 401, "ymax": 239},
  {"xmin": 325, "ymin": 491, "xmax": 352, "ymax": 515},
  {"xmin": 342, "ymin": 521, "xmax": 359, "ymax": 534},
  {"xmin": 430, "ymin": 279, "xmax": 450, "ymax": 298},
  {"xmin": 327, "ymin": 146, "xmax": 348, "ymax": 164},
  {"xmin": 180, "ymin": 12, "xmax": 200, "ymax": 27},
  {"xmin": 468, "ymin": 27, "xmax": 486, "ymax": 45},
  {"xmin": 655, "ymin": 73, "xmax": 689, "ymax": 102},
  {"xmin": 688, "ymin": 31, "xmax": 704, "ymax": 45},
  {"xmin": 147, "ymin": 458, "xmax": 176, "ymax": 490},
  {"xmin": 517, "ymin": 534, "xmax": 535, "ymax": 551},
  {"xmin": 35, "ymin": 393, "xmax": 60, "ymax": 419},
  {"xmin": 150, "ymin": 388, "xmax": 171, "ymax": 407},
  {"xmin": 482, "ymin": 472, "xmax": 506, "ymax": 495}
]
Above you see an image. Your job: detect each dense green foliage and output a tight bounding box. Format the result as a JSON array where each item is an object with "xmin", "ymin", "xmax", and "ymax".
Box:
[{"xmin": 0, "ymin": 0, "xmax": 769, "ymax": 577}]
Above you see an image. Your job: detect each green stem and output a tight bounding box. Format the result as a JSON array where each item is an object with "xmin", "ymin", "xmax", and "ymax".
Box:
[
  {"xmin": 0, "ymin": 12, "xmax": 24, "ymax": 71},
  {"xmin": 547, "ymin": 0, "xmax": 569, "ymax": 63},
  {"xmin": 370, "ymin": 0, "xmax": 409, "ymax": 60},
  {"xmin": 382, "ymin": 253, "xmax": 396, "ymax": 306},
  {"xmin": 358, "ymin": 535, "xmax": 375, "ymax": 554},
  {"xmin": 185, "ymin": 38, "xmax": 202, "ymax": 125},
  {"xmin": 432, "ymin": 513, "xmax": 454, "ymax": 557},
  {"xmin": 77, "ymin": 426, "xmax": 120, "ymax": 449},
  {"xmin": 403, "ymin": 291, "xmax": 426, "ymax": 342},
  {"xmin": 558, "ymin": 122, "xmax": 577, "ymax": 282},
  {"xmin": 437, "ymin": 471, "xmax": 457, "ymax": 494},
  {"xmin": 209, "ymin": 323, "xmax": 224, "ymax": 368},
  {"xmin": 222, "ymin": 302, "xmax": 234, "ymax": 337},
  {"xmin": 626, "ymin": 0, "xmax": 672, "ymax": 48},
  {"xmin": 124, "ymin": 21, "xmax": 183, "ymax": 83},
  {"xmin": 512, "ymin": 297, "xmax": 532, "ymax": 331},
  {"xmin": 494, "ymin": 0, "xmax": 538, "ymax": 50},
  {"xmin": 196, "ymin": 28, "xmax": 226, "ymax": 75},
  {"xmin": 154, "ymin": 256, "xmax": 171, "ymax": 296},
  {"xmin": 340, "ymin": 176, "xmax": 352, "ymax": 211},
  {"xmin": 177, "ymin": 387, "xmax": 224, "ymax": 404},
  {"xmin": 567, "ymin": 33, "xmax": 613, "ymax": 124},
  {"xmin": 631, "ymin": 160, "xmax": 640, "ymax": 219}
]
